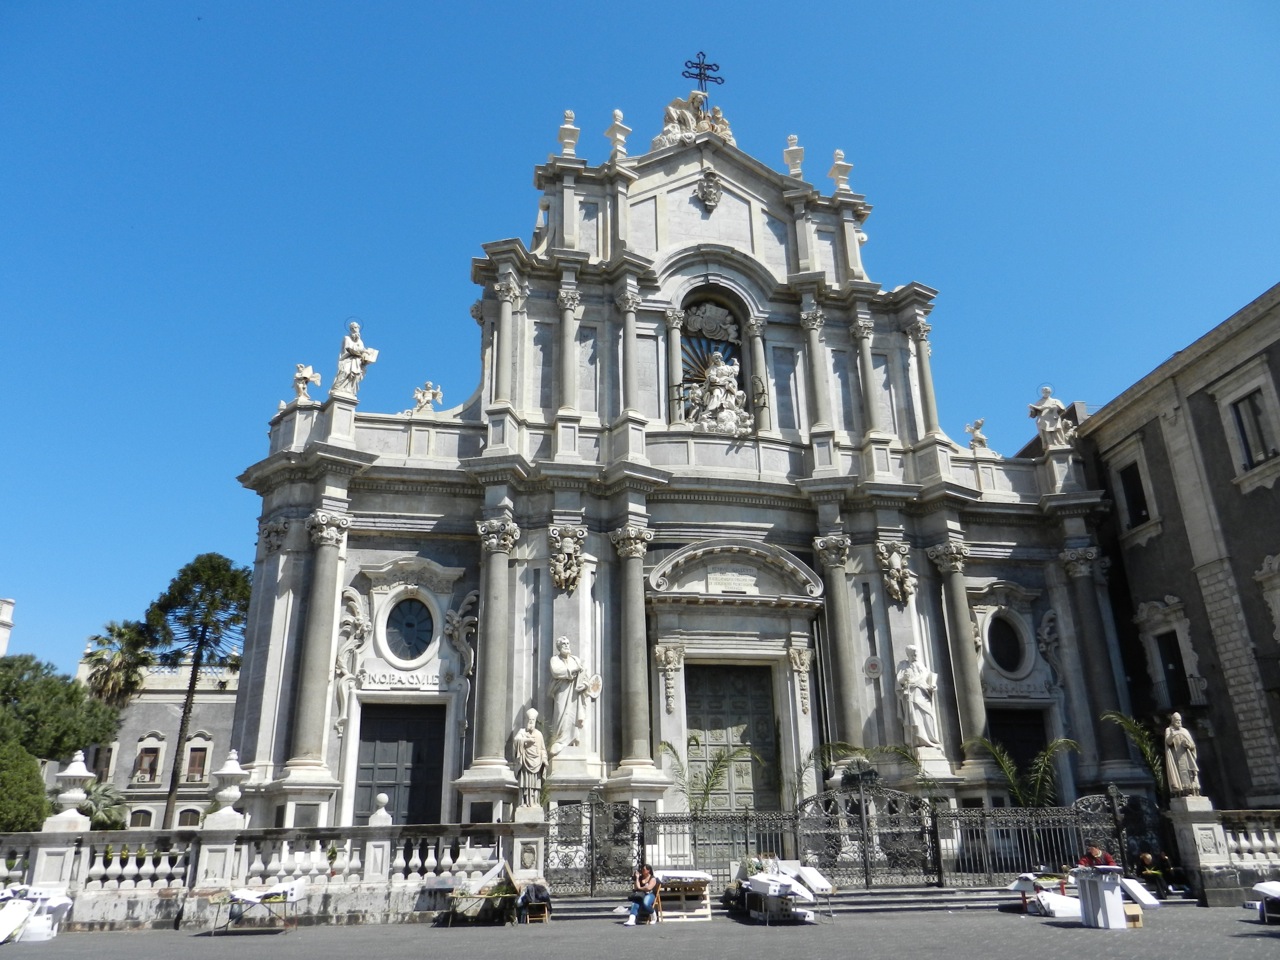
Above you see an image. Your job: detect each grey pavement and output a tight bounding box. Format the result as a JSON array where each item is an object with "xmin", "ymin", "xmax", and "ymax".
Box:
[{"xmin": 8, "ymin": 907, "xmax": 1280, "ymax": 960}]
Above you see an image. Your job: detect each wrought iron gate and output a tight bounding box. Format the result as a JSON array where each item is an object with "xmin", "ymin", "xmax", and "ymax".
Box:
[
  {"xmin": 545, "ymin": 796, "xmax": 642, "ymax": 896},
  {"xmin": 796, "ymin": 780, "xmax": 939, "ymax": 888}
]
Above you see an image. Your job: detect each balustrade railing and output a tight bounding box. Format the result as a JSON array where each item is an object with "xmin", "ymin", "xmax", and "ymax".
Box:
[{"xmin": 1221, "ymin": 811, "xmax": 1280, "ymax": 866}]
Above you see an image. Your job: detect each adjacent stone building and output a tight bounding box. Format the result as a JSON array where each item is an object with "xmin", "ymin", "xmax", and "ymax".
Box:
[
  {"xmin": 1078, "ymin": 282, "xmax": 1280, "ymax": 808},
  {"xmin": 234, "ymin": 90, "xmax": 1143, "ymax": 828}
]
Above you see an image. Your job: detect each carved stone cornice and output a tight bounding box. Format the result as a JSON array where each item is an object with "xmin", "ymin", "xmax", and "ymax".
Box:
[
  {"xmin": 610, "ymin": 524, "xmax": 654, "ymax": 559},
  {"xmin": 665, "ymin": 308, "xmax": 685, "ymax": 331},
  {"xmin": 800, "ymin": 309, "xmax": 826, "ymax": 332},
  {"xmin": 615, "ymin": 292, "xmax": 642, "ymax": 314},
  {"xmin": 788, "ymin": 645, "xmax": 814, "ymax": 715},
  {"xmin": 549, "ymin": 525, "xmax": 588, "ymax": 594},
  {"xmin": 926, "ymin": 540, "xmax": 969, "ymax": 575},
  {"xmin": 906, "ymin": 319, "xmax": 932, "ymax": 342},
  {"xmin": 477, "ymin": 518, "xmax": 521, "ymax": 554},
  {"xmin": 654, "ymin": 643, "xmax": 685, "ymax": 714},
  {"xmin": 851, "ymin": 317, "xmax": 875, "ymax": 340},
  {"xmin": 557, "ymin": 289, "xmax": 581, "ymax": 312},
  {"xmin": 493, "ymin": 278, "xmax": 521, "ymax": 303},
  {"xmin": 1060, "ymin": 546, "xmax": 1100, "ymax": 579},
  {"xmin": 307, "ymin": 511, "xmax": 350, "ymax": 548},
  {"xmin": 875, "ymin": 540, "xmax": 917, "ymax": 604},
  {"xmin": 258, "ymin": 518, "xmax": 290, "ymax": 555},
  {"xmin": 813, "ymin": 534, "xmax": 851, "ymax": 569}
]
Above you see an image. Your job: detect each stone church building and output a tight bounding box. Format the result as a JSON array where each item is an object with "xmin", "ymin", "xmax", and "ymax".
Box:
[{"xmin": 234, "ymin": 89, "xmax": 1143, "ymax": 829}]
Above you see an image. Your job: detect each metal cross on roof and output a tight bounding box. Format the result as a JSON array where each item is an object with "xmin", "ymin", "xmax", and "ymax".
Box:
[{"xmin": 682, "ymin": 52, "xmax": 724, "ymax": 93}]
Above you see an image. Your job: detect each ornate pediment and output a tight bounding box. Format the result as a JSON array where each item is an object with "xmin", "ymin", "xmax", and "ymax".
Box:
[
  {"xmin": 648, "ymin": 538, "xmax": 822, "ymax": 603},
  {"xmin": 360, "ymin": 555, "xmax": 467, "ymax": 595}
]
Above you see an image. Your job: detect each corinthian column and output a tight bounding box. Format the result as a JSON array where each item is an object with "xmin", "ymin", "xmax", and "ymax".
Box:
[
  {"xmin": 746, "ymin": 317, "xmax": 771, "ymax": 432},
  {"xmin": 287, "ymin": 510, "xmax": 350, "ymax": 771},
  {"xmin": 557, "ymin": 288, "xmax": 581, "ymax": 412},
  {"xmin": 907, "ymin": 319, "xmax": 941, "ymax": 436},
  {"xmin": 926, "ymin": 540, "xmax": 986, "ymax": 746},
  {"xmin": 1061, "ymin": 547, "xmax": 1128, "ymax": 762},
  {"xmin": 493, "ymin": 279, "xmax": 520, "ymax": 404},
  {"xmin": 616, "ymin": 292, "xmax": 642, "ymax": 413},
  {"xmin": 801, "ymin": 309, "xmax": 833, "ymax": 430},
  {"xmin": 473, "ymin": 518, "xmax": 520, "ymax": 766},
  {"xmin": 814, "ymin": 534, "xmax": 862, "ymax": 746},
  {"xmin": 610, "ymin": 524, "xmax": 654, "ymax": 763},
  {"xmin": 665, "ymin": 309, "xmax": 685, "ymax": 423},
  {"xmin": 851, "ymin": 313, "xmax": 879, "ymax": 435}
]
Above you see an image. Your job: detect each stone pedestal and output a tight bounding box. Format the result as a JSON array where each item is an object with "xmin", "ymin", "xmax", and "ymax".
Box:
[
  {"xmin": 1167, "ymin": 795, "xmax": 1237, "ymax": 906},
  {"xmin": 512, "ymin": 806, "xmax": 547, "ymax": 882}
]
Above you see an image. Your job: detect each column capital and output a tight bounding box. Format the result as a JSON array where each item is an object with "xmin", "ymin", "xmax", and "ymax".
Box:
[
  {"xmin": 306, "ymin": 511, "xmax": 350, "ymax": 548},
  {"xmin": 813, "ymin": 534, "xmax": 851, "ymax": 568},
  {"xmin": 610, "ymin": 524, "xmax": 653, "ymax": 559},
  {"xmin": 906, "ymin": 318, "xmax": 932, "ymax": 342},
  {"xmin": 851, "ymin": 317, "xmax": 875, "ymax": 340},
  {"xmin": 615, "ymin": 292, "xmax": 642, "ymax": 313},
  {"xmin": 477, "ymin": 518, "xmax": 521, "ymax": 554},
  {"xmin": 926, "ymin": 539, "xmax": 969, "ymax": 574},
  {"xmin": 494, "ymin": 278, "xmax": 521, "ymax": 303},
  {"xmin": 1060, "ymin": 546, "xmax": 1101, "ymax": 578},
  {"xmin": 745, "ymin": 316, "xmax": 767, "ymax": 338},
  {"xmin": 800, "ymin": 309, "xmax": 826, "ymax": 332},
  {"xmin": 557, "ymin": 289, "xmax": 581, "ymax": 312},
  {"xmin": 664, "ymin": 308, "xmax": 685, "ymax": 331}
]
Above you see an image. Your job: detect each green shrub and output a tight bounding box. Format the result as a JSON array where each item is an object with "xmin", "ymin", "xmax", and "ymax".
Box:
[{"xmin": 0, "ymin": 741, "xmax": 50, "ymax": 831}]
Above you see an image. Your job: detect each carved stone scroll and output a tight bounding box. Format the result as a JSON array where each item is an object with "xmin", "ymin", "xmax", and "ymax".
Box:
[{"xmin": 653, "ymin": 643, "xmax": 685, "ymax": 715}]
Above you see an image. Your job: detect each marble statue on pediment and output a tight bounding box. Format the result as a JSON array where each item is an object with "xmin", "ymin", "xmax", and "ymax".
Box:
[
  {"xmin": 548, "ymin": 637, "xmax": 601, "ymax": 756},
  {"xmin": 652, "ymin": 91, "xmax": 735, "ymax": 151},
  {"xmin": 513, "ymin": 708, "xmax": 547, "ymax": 808},
  {"xmin": 897, "ymin": 645, "xmax": 942, "ymax": 748},
  {"xmin": 1165, "ymin": 712, "xmax": 1201, "ymax": 798},
  {"xmin": 293, "ymin": 364, "xmax": 321, "ymax": 402},
  {"xmin": 965, "ymin": 418, "xmax": 988, "ymax": 450},
  {"xmin": 1029, "ymin": 386, "xmax": 1068, "ymax": 448},
  {"xmin": 330, "ymin": 321, "xmax": 378, "ymax": 399}
]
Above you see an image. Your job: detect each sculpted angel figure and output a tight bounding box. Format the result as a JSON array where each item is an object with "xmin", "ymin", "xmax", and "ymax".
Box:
[{"xmin": 293, "ymin": 364, "xmax": 321, "ymax": 401}]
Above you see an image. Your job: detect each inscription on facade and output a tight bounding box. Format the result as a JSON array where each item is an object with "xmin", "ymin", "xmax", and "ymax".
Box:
[
  {"xmin": 707, "ymin": 564, "xmax": 757, "ymax": 594},
  {"xmin": 358, "ymin": 659, "xmax": 441, "ymax": 690}
]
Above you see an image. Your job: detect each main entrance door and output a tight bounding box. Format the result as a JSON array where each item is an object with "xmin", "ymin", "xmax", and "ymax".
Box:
[
  {"xmin": 684, "ymin": 665, "xmax": 781, "ymax": 810},
  {"xmin": 354, "ymin": 704, "xmax": 446, "ymax": 824}
]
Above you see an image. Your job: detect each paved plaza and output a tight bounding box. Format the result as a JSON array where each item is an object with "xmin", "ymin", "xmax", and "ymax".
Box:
[{"xmin": 8, "ymin": 907, "xmax": 1278, "ymax": 960}]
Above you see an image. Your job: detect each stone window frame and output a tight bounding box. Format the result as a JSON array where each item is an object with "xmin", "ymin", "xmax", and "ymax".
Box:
[
  {"xmin": 1207, "ymin": 355, "xmax": 1280, "ymax": 494},
  {"xmin": 373, "ymin": 585, "xmax": 442, "ymax": 671},
  {"xmin": 128, "ymin": 808, "xmax": 154, "ymax": 829},
  {"xmin": 133, "ymin": 732, "xmax": 166, "ymax": 785},
  {"xmin": 176, "ymin": 808, "xmax": 202, "ymax": 827},
  {"xmin": 1101, "ymin": 431, "xmax": 1163, "ymax": 548},
  {"xmin": 976, "ymin": 607, "xmax": 1037, "ymax": 682},
  {"xmin": 1133, "ymin": 596, "xmax": 1204, "ymax": 711},
  {"xmin": 183, "ymin": 730, "xmax": 213, "ymax": 784}
]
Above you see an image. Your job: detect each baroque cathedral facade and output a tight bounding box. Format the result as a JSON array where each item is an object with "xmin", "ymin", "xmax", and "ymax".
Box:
[{"xmin": 234, "ymin": 88, "xmax": 1143, "ymax": 828}]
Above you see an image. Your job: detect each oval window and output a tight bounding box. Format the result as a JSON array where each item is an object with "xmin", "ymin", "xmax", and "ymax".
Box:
[
  {"xmin": 988, "ymin": 617, "xmax": 1023, "ymax": 673},
  {"xmin": 387, "ymin": 598, "xmax": 433, "ymax": 661}
]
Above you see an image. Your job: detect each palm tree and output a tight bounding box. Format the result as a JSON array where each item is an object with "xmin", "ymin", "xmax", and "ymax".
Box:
[
  {"xmin": 78, "ymin": 780, "xmax": 129, "ymax": 830},
  {"xmin": 1102, "ymin": 711, "xmax": 1167, "ymax": 804},
  {"xmin": 659, "ymin": 739, "xmax": 758, "ymax": 813},
  {"xmin": 84, "ymin": 620, "xmax": 155, "ymax": 709},
  {"xmin": 146, "ymin": 553, "xmax": 251, "ymax": 830},
  {"xmin": 964, "ymin": 736, "xmax": 1079, "ymax": 807}
]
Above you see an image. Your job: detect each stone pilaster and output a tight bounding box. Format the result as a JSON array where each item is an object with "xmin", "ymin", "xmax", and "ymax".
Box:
[
  {"xmin": 907, "ymin": 318, "xmax": 941, "ymax": 436},
  {"xmin": 665, "ymin": 309, "xmax": 685, "ymax": 423},
  {"xmin": 556, "ymin": 288, "xmax": 581, "ymax": 413},
  {"xmin": 926, "ymin": 539, "xmax": 986, "ymax": 749},
  {"xmin": 814, "ymin": 533, "xmax": 862, "ymax": 746},
  {"xmin": 851, "ymin": 312, "xmax": 879, "ymax": 435},
  {"xmin": 492, "ymin": 278, "xmax": 520, "ymax": 404},
  {"xmin": 746, "ymin": 317, "xmax": 771, "ymax": 432},
  {"xmin": 801, "ymin": 309, "xmax": 833, "ymax": 429},
  {"xmin": 616, "ymin": 292, "xmax": 642, "ymax": 413},
  {"xmin": 1059, "ymin": 547, "xmax": 1128, "ymax": 763},
  {"xmin": 473, "ymin": 518, "xmax": 520, "ymax": 766}
]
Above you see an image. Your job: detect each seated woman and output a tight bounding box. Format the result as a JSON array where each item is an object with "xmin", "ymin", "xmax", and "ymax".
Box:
[{"xmin": 624, "ymin": 864, "xmax": 659, "ymax": 926}]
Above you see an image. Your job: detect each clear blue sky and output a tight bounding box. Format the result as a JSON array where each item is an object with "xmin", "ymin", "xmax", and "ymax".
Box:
[{"xmin": 3, "ymin": 1, "xmax": 1278, "ymax": 674}]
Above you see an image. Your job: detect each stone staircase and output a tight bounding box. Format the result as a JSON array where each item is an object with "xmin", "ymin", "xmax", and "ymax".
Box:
[{"xmin": 547, "ymin": 884, "xmax": 1200, "ymax": 923}]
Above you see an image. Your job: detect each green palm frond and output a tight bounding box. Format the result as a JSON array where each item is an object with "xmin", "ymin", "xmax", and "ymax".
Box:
[
  {"xmin": 1103, "ymin": 711, "xmax": 1167, "ymax": 802},
  {"xmin": 965, "ymin": 737, "xmax": 1026, "ymax": 804},
  {"xmin": 1025, "ymin": 738, "xmax": 1079, "ymax": 807}
]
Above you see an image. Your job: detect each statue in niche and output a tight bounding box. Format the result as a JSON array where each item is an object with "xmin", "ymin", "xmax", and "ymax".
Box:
[
  {"xmin": 1028, "ymin": 386, "xmax": 1069, "ymax": 448},
  {"xmin": 896, "ymin": 645, "xmax": 942, "ymax": 748},
  {"xmin": 688, "ymin": 351, "xmax": 753, "ymax": 436},
  {"xmin": 293, "ymin": 364, "xmax": 321, "ymax": 402},
  {"xmin": 513, "ymin": 708, "xmax": 547, "ymax": 808},
  {"xmin": 548, "ymin": 637, "xmax": 601, "ymax": 756},
  {"xmin": 1164, "ymin": 712, "xmax": 1201, "ymax": 798},
  {"xmin": 330, "ymin": 321, "xmax": 379, "ymax": 398}
]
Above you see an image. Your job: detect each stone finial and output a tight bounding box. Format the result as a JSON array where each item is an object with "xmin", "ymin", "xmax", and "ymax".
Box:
[
  {"xmin": 784, "ymin": 134, "xmax": 804, "ymax": 177},
  {"xmin": 828, "ymin": 149, "xmax": 853, "ymax": 193},
  {"xmin": 605, "ymin": 109, "xmax": 631, "ymax": 159},
  {"xmin": 368, "ymin": 792, "xmax": 393, "ymax": 826},
  {"xmin": 559, "ymin": 110, "xmax": 580, "ymax": 158},
  {"xmin": 43, "ymin": 750, "xmax": 95, "ymax": 832}
]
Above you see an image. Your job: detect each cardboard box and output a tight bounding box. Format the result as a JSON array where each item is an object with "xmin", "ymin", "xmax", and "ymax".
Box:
[{"xmin": 1123, "ymin": 903, "xmax": 1143, "ymax": 928}]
